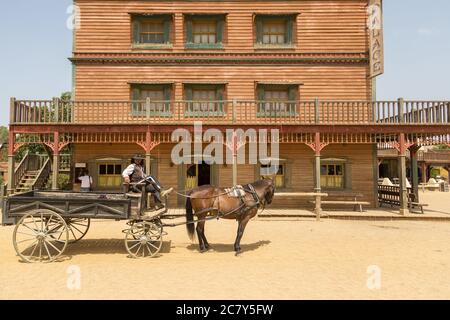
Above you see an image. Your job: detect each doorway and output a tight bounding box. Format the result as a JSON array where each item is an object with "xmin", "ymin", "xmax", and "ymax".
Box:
[{"xmin": 186, "ymin": 161, "xmax": 211, "ymax": 189}]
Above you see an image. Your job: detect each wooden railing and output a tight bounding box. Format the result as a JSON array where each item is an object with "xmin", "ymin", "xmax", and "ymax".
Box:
[
  {"xmin": 13, "ymin": 151, "xmax": 30, "ymax": 189},
  {"xmin": 10, "ymin": 98, "xmax": 450, "ymax": 125},
  {"xmin": 418, "ymin": 150, "xmax": 450, "ymax": 163},
  {"xmin": 33, "ymin": 157, "xmax": 51, "ymax": 190}
]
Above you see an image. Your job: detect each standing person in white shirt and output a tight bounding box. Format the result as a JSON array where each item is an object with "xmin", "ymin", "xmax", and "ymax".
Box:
[{"xmin": 78, "ymin": 170, "xmax": 93, "ymax": 193}]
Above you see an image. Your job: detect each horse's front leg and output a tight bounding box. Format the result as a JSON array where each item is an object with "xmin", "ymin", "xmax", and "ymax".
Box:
[{"xmin": 234, "ymin": 217, "xmax": 250, "ymax": 254}]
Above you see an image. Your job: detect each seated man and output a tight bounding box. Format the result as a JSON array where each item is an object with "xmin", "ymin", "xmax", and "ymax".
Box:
[{"xmin": 122, "ymin": 155, "xmax": 173, "ymax": 210}]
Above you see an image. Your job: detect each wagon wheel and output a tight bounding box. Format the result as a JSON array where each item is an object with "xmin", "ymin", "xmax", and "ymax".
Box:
[
  {"xmin": 125, "ymin": 222, "xmax": 163, "ymax": 258},
  {"xmin": 13, "ymin": 209, "xmax": 69, "ymax": 263},
  {"xmin": 49, "ymin": 218, "xmax": 91, "ymax": 244}
]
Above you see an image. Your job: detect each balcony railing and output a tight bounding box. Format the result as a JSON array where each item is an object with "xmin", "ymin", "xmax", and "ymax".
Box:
[{"xmin": 10, "ymin": 98, "xmax": 450, "ymax": 125}]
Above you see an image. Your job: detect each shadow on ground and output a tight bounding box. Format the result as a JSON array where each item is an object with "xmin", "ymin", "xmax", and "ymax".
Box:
[
  {"xmin": 64, "ymin": 238, "xmax": 172, "ymax": 255},
  {"xmin": 186, "ymin": 240, "xmax": 271, "ymax": 253}
]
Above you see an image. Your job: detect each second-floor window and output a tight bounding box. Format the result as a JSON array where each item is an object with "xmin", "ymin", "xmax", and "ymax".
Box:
[
  {"xmin": 131, "ymin": 84, "xmax": 172, "ymax": 116},
  {"xmin": 185, "ymin": 15, "xmax": 225, "ymax": 49},
  {"xmin": 184, "ymin": 84, "xmax": 226, "ymax": 116},
  {"xmin": 256, "ymin": 84, "xmax": 299, "ymax": 116},
  {"xmin": 132, "ymin": 15, "xmax": 172, "ymax": 47},
  {"xmin": 255, "ymin": 15, "xmax": 296, "ymax": 47}
]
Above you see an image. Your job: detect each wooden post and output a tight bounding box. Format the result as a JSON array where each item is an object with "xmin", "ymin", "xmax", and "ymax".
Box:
[
  {"xmin": 421, "ymin": 162, "xmax": 428, "ymax": 184},
  {"xmin": 145, "ymin": 154, "xmax": 152, "ymax": 176},
  {"xmin": 314, "ymin": 98, "xmax": 320, "ymax": 124},
  {"xmin": 52, "ymin": 132, "xmax": 60, "ymax": 191},
  {"xmin": 232, "ymin": 99, "xmax": 237, "ymax": 124},
  {"xmin": 409, "ymin": 145, "xmax": 420, "ymax": 202},
  {"xmin": 447, "ymin": 102, "xmax": 450, "ymax": 123},
  {"xmin": 314, "ymin": 132, "xmax": 322, "ymax": 220},
  {"xmin": 53, "ymin": 97, "xmax": 60, "ymax": 123},
  {"xmin": 146, "ymin": 97, "xmax": 151, "ymax": 121},
  {"xmin": 232, "ymin": 132, "xmax": 238, "ymax": 186},
  {"xmin": 6, "ymin": 131, "xmax": 15, "ymax": 195},
  {"xmin": 398, "ymin": 133, "xmax": 409, "ymax": 215},
  {"xmin": 397, "ymin": 98, "xmax": 404, "ymax": 124},
  {"xmin": 10, "ymin": 97, "xmax": 16, "ymax": 124}
]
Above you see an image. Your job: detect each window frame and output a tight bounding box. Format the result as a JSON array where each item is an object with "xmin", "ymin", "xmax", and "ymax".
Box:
[
  {"xmin": 131, "ymin": 14, "xmax": 173, "ymax": 49},
  {"xmin": 185, "ymin": 14, "xmax": 226, "ymax": 49},
  {"xmin": 320, "ymin": 159, "xmax": 349, "ymax": 190},
  {"xmin": 183, "ymin": 83, "xmax": 227, "ymax": 117},
  {"xmin": 130, "ymin": 84, "xmax": 173, "ymax": 117},
  {"xmin": 254, "ymin": 14, "xmax": 297, "ymax": 49},
  {"xmin": 256, "ymin": 83, "xmax": 300, "ymax": 117}
]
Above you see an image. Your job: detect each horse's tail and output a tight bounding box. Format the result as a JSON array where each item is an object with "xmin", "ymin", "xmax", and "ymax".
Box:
[{"xmin": 185, "ymin": 194, "xmax": 195, "ymax": 241}]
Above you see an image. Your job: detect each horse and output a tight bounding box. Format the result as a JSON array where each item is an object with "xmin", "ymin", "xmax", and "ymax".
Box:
[{"xmin": 185, "ymin": 179, "xmax": 275, "ymax": 254}]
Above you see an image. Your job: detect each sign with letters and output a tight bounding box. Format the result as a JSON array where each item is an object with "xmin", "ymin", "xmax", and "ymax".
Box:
[{"xmin": 368, "ymin": 0, "xmax": 384, "ymax": 78}]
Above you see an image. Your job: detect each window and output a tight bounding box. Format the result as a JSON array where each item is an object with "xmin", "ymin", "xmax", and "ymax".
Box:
[
  {"xmin": 255, "ymin": 15, "xmax": 295, "ymax": 47},
  {"xmin": 184, "ymin": 84, "xmax": 226, "ymax": 116},
  {"xmin": 98, "ymin": 164, "xmax": 123, "ymax": 188},
  {"xmin": 263, "ymin": 20, "xmax": 287, "ymax": 44},
  {"xmin": 261, "ymin": 164, "xmax": 285, "ymax": 188},
  {"xmin": 185, "ymin": 15, "xmax": 225, "ymax": 49},
  {"xmin": 321, "ymin": 163, "xmax": 345, "ymax": 189},
  {"xmin": 131, "ymin": 84, "xmax": 172, "ymax": 116},
  {"xmin": 132, "ymin": 15, "xmax": 172, "ymax": 47},
  {"xmin": 193, "ymin": 21, "xmax": 217, "ymax": 44},
  {"xmin": 256, "ymin": 84, "xmax": 299, "ymax": 116}
]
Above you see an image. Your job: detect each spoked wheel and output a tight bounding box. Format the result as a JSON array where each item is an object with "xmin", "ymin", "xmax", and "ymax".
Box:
[
  {"xmin": 125, "ymin": 222, "xmax": 163, "ymax": 258},
  {"xmin": 64, "ymin": 218, "xmax": 91, "ymax": 243},
  {"xmin": 13, "ymin": 209, "xmax": 69, "ymax": 263}
]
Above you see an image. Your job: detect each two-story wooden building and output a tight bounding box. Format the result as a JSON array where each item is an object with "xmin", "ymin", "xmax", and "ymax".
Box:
[{"xmin": 7, "ymin": 0, "xmax": 450, "ymax": 214}]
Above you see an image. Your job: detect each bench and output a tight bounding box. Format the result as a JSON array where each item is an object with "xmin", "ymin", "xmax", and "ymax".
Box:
[
  {"xmin": 408, "ymin": 202, "xmax": 429, "ymax": 214},
  {"xmin": 309, "ymin": 193, "xmax": 370, "ymax": 212}
]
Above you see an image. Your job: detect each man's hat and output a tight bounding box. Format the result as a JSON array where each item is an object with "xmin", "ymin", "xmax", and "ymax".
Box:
[{"xmin": 132, "ymin": 154, "xmax": 146, "ymax": 161}]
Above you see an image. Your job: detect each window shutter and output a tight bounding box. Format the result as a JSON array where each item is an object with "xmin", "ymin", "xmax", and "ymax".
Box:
[
  {"xmin": 216, "ymin": 86, "xmax": 224, "ymax": 113},
  {"xmin": 131, "ymin": 88, "xmax": 140, "ymax": 114},
  {"xmin": 288, "ymin": 86, "xmax": 298, "ymax": 101},
  {"xmin": 257, "ymin": 86, "xmax": 265, "ymax": 101},
  {"xmin": 132, "ymin": 19, "xmax": 141, "ymax": 44},
  {"xmin": 163, "ymin": 19, "xmax": 171, "ymax": 43},
  {"xmin": 216, "ymin": 18, "xmax": 224, "ymax": 43},
  {"xmin": 186, "ymin": 18, "xmax": 193, "ymax": 43},
  {"xmin": 255, "ymin": 17, "xmax": 263, "ymax": 44},
  {"xmin": 286, "ymin": 16, "xmax": 294, "ymax": 44},
  {"xmin": 163, "ymin": 86, "xmax": 171, "ymax": 113}
]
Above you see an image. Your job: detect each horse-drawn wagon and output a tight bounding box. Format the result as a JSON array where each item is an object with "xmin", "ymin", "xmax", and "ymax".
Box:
[{"xmin": 3, "ymin": 178, "xmax": 275, "ymax": 263}]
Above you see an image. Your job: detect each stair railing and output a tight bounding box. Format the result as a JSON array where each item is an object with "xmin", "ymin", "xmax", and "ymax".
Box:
[
  {"xmin": 13, "ymin": 151, "xmax": 30, "ymax": 190},
  {"xmin": 33, "ymin": 157, "xmax": 52, "ymax": 190}
]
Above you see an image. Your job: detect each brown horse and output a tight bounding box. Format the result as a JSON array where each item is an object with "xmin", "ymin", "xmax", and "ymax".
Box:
[{"xmin": 185, "ymin": 179, "xmax": 275, "ymax": 254}]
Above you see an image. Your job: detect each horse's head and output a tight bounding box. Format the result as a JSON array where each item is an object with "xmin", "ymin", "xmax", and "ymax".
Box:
[{"xmin": 260, "ymin": 178, "xmax": 275, "ymax": 205}]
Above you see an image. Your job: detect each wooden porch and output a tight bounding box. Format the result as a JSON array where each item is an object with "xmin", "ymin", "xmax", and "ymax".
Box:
[{"xmin": 6, "ymin": 98, "xmax": 450, "ymax": 218}]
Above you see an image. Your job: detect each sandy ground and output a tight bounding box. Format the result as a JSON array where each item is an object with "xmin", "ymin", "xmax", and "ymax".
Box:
[{"xmin": 0, "ymin": 191, "xmax": 449, "ymax": 300}]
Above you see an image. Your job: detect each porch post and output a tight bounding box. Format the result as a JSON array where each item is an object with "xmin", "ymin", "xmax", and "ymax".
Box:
[
  {"xmin": 6, "ymin": 131, "xmax": 15, "ymax": 195},
  {"xmin": 145, "ymin": 131, "xmax": 152, "ymax": 176},
  {"xmin": 314, "ymin": 132, "xmax": 322, "ymax": 221},
  {"xmin": 232, "ymin": 133, "xmax": 238, "ymax": 186},
  {"xmin": 421, "ymin": 162, "xmax": 428, "ymax": 184},
  {"xmin": 409, "ymin": 145, "xmax": 420, "ymax": 202},
  {"xmin": 52, "ymin": 132, "xmax": 60, "ymax": 190},
  {"xmin": 145, "ymin": 154, "xmax": 152, "ymax": 176},
  {"xmin": 398, "ymin": 133, "xmax": 409, "ymax": 215}
]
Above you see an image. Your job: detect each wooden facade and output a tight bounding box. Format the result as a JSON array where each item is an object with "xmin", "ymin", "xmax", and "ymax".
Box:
[{"xmin": 7, "ymin": 0, "xmax": 450, "ymax": 214}]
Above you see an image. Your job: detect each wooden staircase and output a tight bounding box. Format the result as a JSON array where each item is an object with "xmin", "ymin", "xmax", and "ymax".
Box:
[
  {"xmin": 15, "ymin": 170, "xmax": 42, "ymax": 193},
  {"xmin": 12, "ymin": 153, "xmax": 52, "ymax": 193}
]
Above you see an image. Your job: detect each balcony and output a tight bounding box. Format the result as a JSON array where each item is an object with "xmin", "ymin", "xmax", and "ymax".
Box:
[{"xmin": 10, "ymin": 98, "xmax": 450, "ymax": 126}]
